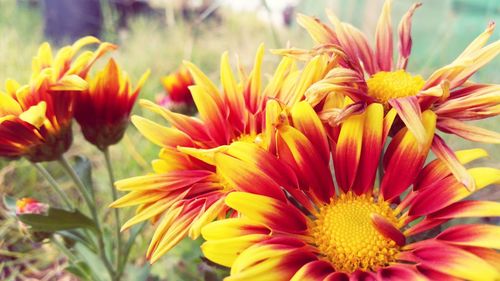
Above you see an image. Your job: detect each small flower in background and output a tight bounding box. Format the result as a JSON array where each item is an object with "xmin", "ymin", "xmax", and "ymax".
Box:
[
  {"xmin": 201, "ymin": 101, "xmax": 500, "ymax": 280},
  {"xmin": 0, "ymin": 37, "xmax": 116, "ymax": 162},
  {"xmin": 111, "ymin": 45, "xmax": 334, "ymax": 262},
  {"xmin": 74, "ymin": 58, "xmax": 150, "ymax": 150},
  {"xmin": 156, "ymin": 65, "xmax": 195, "ymax": 113},
  {"xmin": 278, "ymin": 0, "xmax": 500, "ymax": 190},
  {"xmin": 15, "ymin": 198, "xmax": 48, "ymax": 215}
]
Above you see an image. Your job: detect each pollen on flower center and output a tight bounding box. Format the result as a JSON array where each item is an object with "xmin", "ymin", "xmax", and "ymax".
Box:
[
  {"xmin": 233, "ymin": 134, "xmax": 257, "ymax": 144},
  {"xmin": 310, "ymin": 192, "xmax": 400, "ymax": 273},
  {"xmin": 366, "ymin": 70, "xmax": 425, "ymax": 104}
]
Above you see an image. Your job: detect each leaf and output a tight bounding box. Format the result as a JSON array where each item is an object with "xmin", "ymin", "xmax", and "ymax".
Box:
[
  {"xmin": 72, "ymin": 155, "xmax": 94, "ymax": 192},
  {"xmin": 58, "ymin": 230, "xmax": 96, "ymax": 251},
  {"xmin": 66, "ymin": 260, "xmax": 94, "ymax": 281},
  {"xmin": 75, "ymin": 243, "xmax": 111, "ymax": 281},
  {"xmin": 18, "ymin": 207, "xmax": 97, "ymax": 233}
]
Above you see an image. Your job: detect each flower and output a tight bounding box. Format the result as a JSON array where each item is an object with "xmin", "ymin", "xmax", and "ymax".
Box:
[
  {"xmin": 111, "ymin": 45, "xmax": 334, "ymax": 262},
  {"xmin": 277, "ymin": 0, "xmax": 500, "ymax": 190},
  {"xmin": 16, "ymin": 198, "xmax": 48, "ymax": 215},
  {"xmin": 0, "ymin": 37, "xmax": 116, "ymax": 162},
  {"xmin": 157, "ymin": 65, "xmax": 195, "ymax": 110},
  {"xmin": 74, "ymin": 59, "xmax": 150, "ymax": 150},
  {"xmin": 201, "ymin": 101, "xmax": 500, "ymax": 280}
]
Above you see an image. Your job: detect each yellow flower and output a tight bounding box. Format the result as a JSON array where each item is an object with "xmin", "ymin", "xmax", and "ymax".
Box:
[
  {"xmin": 111, "ymin": 45, "xmax": 334, "ymax": 262},
  {"xmin": 276, "ymin": 0, "xmax": 500, "ymax": 191},
  {"xmin": 201, "ymin": 101, "xmax": 500, "ymax": 281}
]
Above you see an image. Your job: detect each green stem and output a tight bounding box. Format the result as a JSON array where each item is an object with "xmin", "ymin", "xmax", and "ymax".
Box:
[
  {"xmin": 57, "ymin": 155, "xmax": 116, "ymax": 280},
  {"xmin": 103, "ymin": 147, "xmax": 123, "ymax": 279},
  {"xmin": 32, "ymin": 162, "xmax": 74, "ymax": 210},
  {"xmin": 117, "ymin": 221, "xmax": 146, "ymax": 277}
]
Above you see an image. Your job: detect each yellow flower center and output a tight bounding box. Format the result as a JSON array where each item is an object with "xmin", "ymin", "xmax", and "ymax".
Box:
[
  {"xmin": 310, "ymin": 192, "xmax": 400, "ymax": 273},
  {"xmin": 233, "ymin": 133, "xmax": 257, "ymax": 143},
  {"xmin": 366, "ymin": 70, "xmax": 425, "ymax": 104}
]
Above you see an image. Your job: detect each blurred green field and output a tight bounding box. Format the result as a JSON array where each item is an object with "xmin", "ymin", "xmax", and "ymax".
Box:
[{"xmin": 0, "ymin": 0, "xmax": 498, "ymax": 280}]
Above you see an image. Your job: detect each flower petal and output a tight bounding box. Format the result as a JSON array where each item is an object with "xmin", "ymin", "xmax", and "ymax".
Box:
[
  {"xmin": 397, "ymin": 3, "xmax": 422, "ymax": 69},
  {"xmin": 437, "ymin": 118, "xmax": 500, "ymax": 144},
  {"xmin": 429, "ymin": 200, "xmax": 500, "ymax": 220},
  {"xmin": 290, "ymin": 260, "xmax": 335, "ymax": 281},
  {"xmin": 215, "ymin": 153, "xmax": 286, "ymax": 201},
  {"xmin": 381, "ymin": 110, "xmax": 435, "ymax": 200},
  {"xmin": 375, "ymin": 0, "xmax": 394, "ymax": 71},
  {"xmin": 431, "ymin": 135, "xmax": 475, "ymax": 191},
  {"xmin": 225, "ymin": 192, "xmax": 307, "ymax": 234},
  {"xmin": 290, "ymin": 101, "xmax": 329, "ymax": 164},
  {"xmin": 436, "ymin": 224, "xmax": 500, "ymax": 249},
  {"xmin": 131, "ymin": 115, "xmax": 194, "ymax": 147},
  {"xmin": 412, "ymin": 242, "xmax": 499, "ymax": 281}
]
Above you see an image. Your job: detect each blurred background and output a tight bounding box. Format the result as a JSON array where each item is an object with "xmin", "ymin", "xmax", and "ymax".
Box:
[{"xmin": 0, "ymin": 0, "xmax": 499, "ymax": 280}]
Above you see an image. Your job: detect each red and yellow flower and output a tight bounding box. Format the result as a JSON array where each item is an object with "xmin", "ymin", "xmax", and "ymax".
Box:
[
  {"xmin": 277, "ymin": 0, "xmax": 500, "ymax": 190},
  {"xmin": 157, "ymin": 65, "xmax": 195, "ymax": 110},
  {"xmin": 201, "ymin": 101, "xmax": 500, "ymax": 280},
  {"xmin": 16, "ymin": 198, "xmax": 48, "ymax": 215},
  {"xmin": 74, "ymin": 58, "xmax": 150, "ymax": 150},
  {"xmin": 111, "ymin": 45, "xmax": 335, "ymax": 262},
  {"xmin": 0, "ymin": 37, "xmax": 115, "ymax": 161}
]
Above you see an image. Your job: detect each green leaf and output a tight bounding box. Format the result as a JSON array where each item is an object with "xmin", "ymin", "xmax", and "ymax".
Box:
[
  {"xmin": 75, "ymin": 243, "xmax": 111, "ymax": 281},
  {"xmin": 72, "ymin": 155, "xmax": 93, "ymax": 192},
  {"xmin": 66, "ymin": 260, "xmax": 94, "ymax": 281},
  {"xmin": 18, "ymin": 207, "xmax": 97, "ymax": 233}
]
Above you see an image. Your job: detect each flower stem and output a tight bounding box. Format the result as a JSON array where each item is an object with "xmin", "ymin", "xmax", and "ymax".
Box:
[
  {"xmin": 57, "ymin": 155, "xmax": 116, "ymax": 280},
  {"xmin": 32, "ymin": 162, "xmax": 74, "ymax": 210},
  {"xmin": 103, "ymin": 147, "xmax": 123, "ymax": 279}
]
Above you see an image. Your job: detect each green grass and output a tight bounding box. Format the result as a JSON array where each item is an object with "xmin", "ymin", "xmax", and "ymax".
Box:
[{"xmin": 1, "ymin": 0, "xmax": 499, "ymax": 279}]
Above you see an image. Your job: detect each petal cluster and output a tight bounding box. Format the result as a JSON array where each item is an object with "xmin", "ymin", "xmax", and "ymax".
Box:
[
  {"xmin": 0, "ymin": 37, "xmax": 115, "ymax": 161},
  {"xmin": 74, "ymin": 59, "xmax": 150, "ymax": 150}
]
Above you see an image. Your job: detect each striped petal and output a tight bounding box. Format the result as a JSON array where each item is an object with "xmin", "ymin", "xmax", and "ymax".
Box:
[
  {"xmin": 397, "ymin": 3, "xmax": 422, "ymax": 69},
  {"xmin": 215, "ymin": 153, "xmax": 286, "ymax": 201},
  {"xmin": 201, "ymin": 217, "xmax": 270, "ymax": 241},
  {"xmin": 371, "ymin": 213, "xmax": 406, "ymax": 246},
  {"xmin": 224, "ymin": 141, "xmax": 299, "ymax": 192},
  {"xmin": 290, "ymin": 101, "xmax": 329, "ymax": 164},
  {"xmin": 437, "ymin": 118, "xmax": 500, "ymax": 144},
  {"xmin": 352, "ymin": 103, "xmax": 384, "ymax": 195},
  {"xmin": 229, "ymin": 238, "xmax": 316, "ymax": 281},
  {"xmin": 415, "ymin": 148, "xmax": 488, "ymax": 190},
  {"xmin": 202, "ymin": 233, "xmax": 270, "ymax": 268},
  {"xmin": 131, "ymin": 115, "xmax": 194, "ymax": 148},
  {"xmin": 378, "ymin": 265, "xmax": 427, "ymax": 281},
  {"xmin": 244, "ymin": 45, "xmax": 264, "ymax": 114},
  {"xmin": 381, "ymin": 110, "xmax": 435, "ymax": 200},
  {"xmin": 189, "ymin": 85, "xmax": 230, "ymax": 144},
  {"xmin": 220, "ymin": 52, "xmax": 245, "ymax": 131},
  {"xmin": 436, "ymin": 224, "xmax": 500, "ymax": 249},
  {"xmin": 389, "ymin": 96, "xmax": 426, "ymax": 146},
  {"xmin": 429, "ymin": 200, "xmax": 500, "ymax": 220},
  {"xmin": 431, "ymin": 135, "xmax": 475, "ymax": 191},
  {"xmin": 334, "ymin": 110, "xmax": 363, "ymax": 192},
  {"xmin": 138, "ymin": 99, "xmax": 212, "ymax": 144},
  {"xmin": 409, "ymin": 167, "xmax": 500, "ymax": 216},
  {"xmin": 412, "ymin": 242, "xmax": 499, "ymax": 281},
  {"xmin": 225, "ymin": 192, "xmax": 307, "ymax": 234},
  {"xmin": 375, "ymin": 0, "xmax": 394, "ymax": 71},
  {"xmin": 277, "ymin": 125, "xmax": 335, "ymax": 203},
  {"xmin": 290, "ymin": 260, "xmax": 335, "ymax": 281},
  {"xmin": 296, "ymin": 14, "xmax": 338, "ymax": 45}
]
